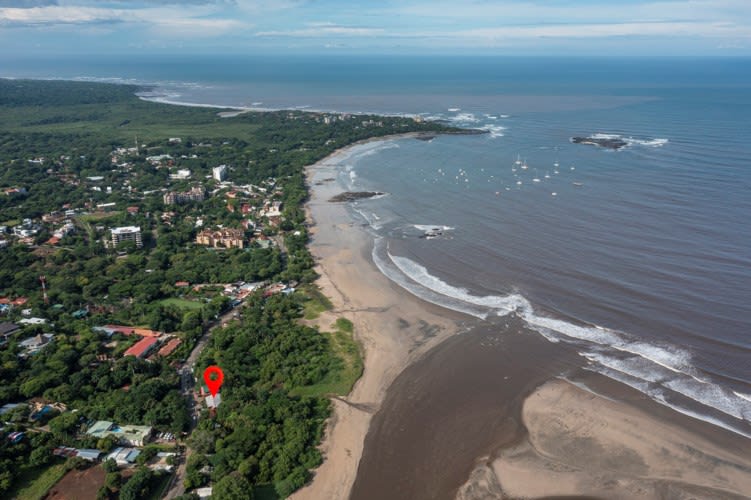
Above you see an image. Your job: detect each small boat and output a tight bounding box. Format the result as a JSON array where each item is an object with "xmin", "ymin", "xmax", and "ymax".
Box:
[
  {"xmin": 521, "ymin": 159, "xmax": 528, "ymax": 170},
  {"xmin": 572, "ymin": 182, "xmax": 583, "ymax": 187},
  {"xmin": 515, "ymin": 154, "xmax": 522, "ymax": 165}
]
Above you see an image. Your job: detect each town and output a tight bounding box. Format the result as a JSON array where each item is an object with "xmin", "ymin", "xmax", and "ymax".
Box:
[{"xmin": 0, "ymin": 78, "xmax": 453, "ymax": 499}]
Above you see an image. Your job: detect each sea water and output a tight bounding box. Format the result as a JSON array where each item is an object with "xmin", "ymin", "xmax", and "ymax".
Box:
[{"xmin": 3, "ymin": 55, "xmax": 750, "ymax": 436}]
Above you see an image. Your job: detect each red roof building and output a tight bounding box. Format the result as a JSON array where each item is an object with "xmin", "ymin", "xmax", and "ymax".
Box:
[
  {"xmin": 175, "ymin": 281, "xmax": 190, "ymax": 288},
  {"xmin": 47, "ymin": 236, "xmax": 61, "ymax": 245},
  {"xmin": 158, "ymin": 338, "xmax": 182, "ymax": 357},
  {"xmin": 123, "ymin": 336, "xmax": 159, "ymax": 358},
  {"xmin": 11, "ymin": 297, "xmax": 28, "ymax": 306}
]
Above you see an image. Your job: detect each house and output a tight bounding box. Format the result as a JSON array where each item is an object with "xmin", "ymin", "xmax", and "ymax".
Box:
[
  {"xmin": 53, "ymin": 447, "xmax": 101, "ymax": 462},
  {"xmin": 93, "ymin": 325, "xmax": 161, "ymax": 338},
  {"xmin": 6, "ymin": 431, "xmax": 24, "ymax": 443},
  {"xmin": 86, "ymin": 421, "xmax": 153, "ymax": 447},
  {"xmin": 106, "ymin": 447, "xmax": 141, "ymax": 465},
  {"xmin": 196, "ymin": 487, "xmax": 213, "ymax": 499},
  {"xmin": 11, "ymin": 297, "xmax": 28, "ymax": 307},
  {"xmin": 157, "ymin": 338, "xmax": 181, "ymax": 357},
  {"xmin": 123, "ymin": 336, "xmax": 159, "ymax": 359},
  {"xmin": 175, "ymin": 281, "xmax": 190, "ymax": 288},
  {"xmin": 19, "ymin": 333, "xmax": 55, "ymax": 356},
  {"xmin": 0, "ymin": 322, "xmax": 20, "ymax": 341},
  {"xmin": 72, "ymin": 309, "xmax": 88, "ymax": 319},
  {"xmin": 0, "ymin": 403, "xmax": 26, "ymax": 416},
  {"xmin": 18, "ymin": 317, "xmax": 47, "ymax": 326}
]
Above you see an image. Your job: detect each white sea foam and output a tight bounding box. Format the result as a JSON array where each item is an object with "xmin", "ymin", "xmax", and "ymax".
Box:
[
  {"xmin": 449, "ymin": 113, "xmax": 480, "ymax": 123},
  {"xmin": 590, "ymin": 133, "xmax": 669, "ymax": 148},
  {"xmin": 373, "ymin": 253, "xmax": 751, "ymax": 436},
  {"xmin": 389, "ymin": 253, "xmax": 531, "ymax": 316},
  {"xmin": 481, "ymin": 124, "xmax": 506, "ymax": 138},
  {"xmin": 583, "ymin": 365, "xmax": 751, "ymax": 439},
  {"xmin": 413, "ymin": 224, "xmax": 455, "ymax": 232}
]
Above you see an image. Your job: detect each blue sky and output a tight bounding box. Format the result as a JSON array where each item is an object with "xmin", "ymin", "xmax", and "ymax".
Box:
[{"xmin": 0, "ymin": 0, "xmax": 749, "ymax": 56}]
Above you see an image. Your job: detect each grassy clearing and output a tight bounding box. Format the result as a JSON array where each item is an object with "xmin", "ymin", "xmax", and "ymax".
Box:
[
  {"xmin": 293, "ymin": 316, "xmax": 363, "ymax": 398},
  {"xmin": 9, "ymin": 462, "xmax": 66, "ymax": 500},
  {"xmin": 301, "ymin": 285, "xmax": 333, "ymax": 320},
  {"xmin": 78, "ymin": 211, "xmax": 121, "ymax": 222},
  {"xmin": 159, "ymin": 297, "xmax": 204, "ymax": 310}
]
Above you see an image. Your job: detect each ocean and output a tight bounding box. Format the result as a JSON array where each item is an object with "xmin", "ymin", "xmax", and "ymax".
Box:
[{"xmin": 2, "ymin": 55, "xmax": 750, "ymax": 437}]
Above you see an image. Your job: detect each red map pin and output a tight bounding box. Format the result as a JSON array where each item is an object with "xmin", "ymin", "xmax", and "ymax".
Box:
[{"xmin": 203, "ymin": 366, "xmax": 224, "ymax": 397}]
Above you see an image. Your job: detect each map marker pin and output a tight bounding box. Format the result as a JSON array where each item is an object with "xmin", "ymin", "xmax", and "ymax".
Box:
[{"xmin": 203, "ymin": 365, "xmax": 224, "ymax": 397}]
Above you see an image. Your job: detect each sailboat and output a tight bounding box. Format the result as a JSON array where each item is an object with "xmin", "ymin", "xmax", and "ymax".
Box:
[
  {"xmin": 515, "ymin": 154, "xmax": 522, "ymax": 166},
  {"xmin": 521, "ymin": 158, "xmax": 528, "ymax": 170}
]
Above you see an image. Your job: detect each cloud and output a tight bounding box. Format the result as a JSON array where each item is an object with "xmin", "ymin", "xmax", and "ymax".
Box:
[
  {"xmin": 256, "ymin": 22, "xmax": 384, "ymax": 37},
  {"xmin": 0, "ymin": 0, "xmax": 57, "ymax": 7}
]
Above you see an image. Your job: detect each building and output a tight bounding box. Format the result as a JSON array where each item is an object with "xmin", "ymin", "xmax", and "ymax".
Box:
[
  {"xmin": 163, "ymin": 186, "xmax": 205, "ymax": 205},
  {"xmin": 0, "ymin": 322, "xmax": 20, "ymax": 342},
  {"xmin": 53, "ymin": 447, "xmax": 101, "ymax": 462},
  {"xmin": 157, "ymin": 338, "xmax": 182, "ymax": 357},
  {"xmin": 106, "ymin": 447, "xmax": 141, "ymax": 465},
  {"xmin": 86, "ymin": 421, "xmax": 152, "ymax": 447},
  {"xmin": 18, "ymin": 334, "xmax": 55, "ymax": 356},
  {"xmin": 212, "ymin": 164, "xmax": 228, "ymax": 181},
  {"xmin": 169, "ymin": 169, "xmax": 191, "ymax": 180},
  {"xmin": 111, "ymin": 226, "xmax": 142, "ymax": 248},
  {"xmin": 196, "ymin": 228, "xmax": 245, "ymax": 249},
  {"xmin": 123, "ymin": 336, "xmax": 159, "ymax": 358}
]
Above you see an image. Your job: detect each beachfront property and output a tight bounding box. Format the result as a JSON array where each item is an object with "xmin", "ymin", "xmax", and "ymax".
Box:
[
  {"xmin": 213, "ymin": 164, "xmax": 228, "ymax": 181},
  {"xmin": 110, "ymin": 226, "xmax": 143, "ymax": 248},
  {"xmin": 163, "ymin": 186, "xmax": 205, "ymax": 205},
  {"xmin": 86, "ymin": 421, "xmax": 153, "ymax": 447},
  {"xmin": 196, "ymin": 228, "xmax": 245, "ymax": 249}
]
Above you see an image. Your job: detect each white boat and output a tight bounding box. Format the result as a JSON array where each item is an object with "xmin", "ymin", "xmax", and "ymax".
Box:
[
  {"xmin": 515, "ymin": 154, "xmax": 522, "ymax": 165},
  {"xmin": 521, "ymin": 159, "xmax": 528, "ymax": 170}
]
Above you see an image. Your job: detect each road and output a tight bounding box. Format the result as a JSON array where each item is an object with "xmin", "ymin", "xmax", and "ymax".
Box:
[{"xmin": 162, "ymin": 305, "xmax": 241, "ymax": 499}]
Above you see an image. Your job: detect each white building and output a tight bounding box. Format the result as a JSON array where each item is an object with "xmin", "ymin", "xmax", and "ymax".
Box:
[
  {"xmin": 170, "ymin": 169, "xmax": 191, "ymax": 180},
  {"xmin": 111, "ymin": 226, "xmax": 142, "ymax": 248},
  {"xmin": 213, "ymin": 165, "xmax": 228, "ymax": 182}
]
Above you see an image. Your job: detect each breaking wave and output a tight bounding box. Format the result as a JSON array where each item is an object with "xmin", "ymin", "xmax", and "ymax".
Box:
[
  {"xmin": 591, "ymin": 133, "xmax": 669, "ymax": 148},
  {"xmin": 376, "ymin": 250, "xmax": 751, "ymax": 438}
]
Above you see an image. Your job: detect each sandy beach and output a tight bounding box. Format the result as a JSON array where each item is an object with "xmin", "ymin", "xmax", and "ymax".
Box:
[
  {"xmin": 295, "ymin": 136, "xmax": 751, "ymax": 500},
  {"xmin": 291, "ymin": 136, "xmax": 468, "ymax": 500}
]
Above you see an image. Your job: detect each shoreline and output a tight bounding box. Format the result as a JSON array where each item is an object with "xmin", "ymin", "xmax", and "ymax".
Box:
[
  {"xmin": 291, "ymin": 133, "xmax": 471, "ymax": 500},
  {"xmin": 296, "ymin": 134, "xmax": 751, "ymax": 500}
]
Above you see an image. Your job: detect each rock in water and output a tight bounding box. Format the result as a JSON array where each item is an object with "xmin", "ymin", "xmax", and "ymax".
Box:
[{"xmin": 571, "ymin": 136, "xmax": 628, "ymax": 150}]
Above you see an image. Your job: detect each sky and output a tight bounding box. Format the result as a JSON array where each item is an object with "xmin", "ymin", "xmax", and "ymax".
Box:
[{"xmin": 0, "ymin": 0, "xmax": 749, "ymax": 56}]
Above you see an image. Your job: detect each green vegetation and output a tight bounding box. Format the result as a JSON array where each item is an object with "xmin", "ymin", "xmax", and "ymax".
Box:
[
  {"xmin": 0, "ymin": 78, "xmax": 461, "ymax": 498},
  {"xmin": 159, "ymin": 298, "xmax": 205, "ymax": 311},
  {"xmin": 301, "ymin": 285, "xmax": 334, "ymax": 320},
  {"xmin": 6, "ymin": 462, "xmax": 66, "ymax": 500},
  {"xmin": 293, "ymin": 317, "xmax": 363, "ymax": 398}
]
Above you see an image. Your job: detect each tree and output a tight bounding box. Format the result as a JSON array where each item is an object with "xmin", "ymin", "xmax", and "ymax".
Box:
[
  {"xmin": 213, "ymin": 472, "xmax": 254, "ymax": 500},
  {"xmin": 119, "ymin": 467, "xmax": 152, "ymax": 500}
]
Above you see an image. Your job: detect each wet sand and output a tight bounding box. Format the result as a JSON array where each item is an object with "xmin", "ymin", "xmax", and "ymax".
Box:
[
  {"xmin": 291, "ymin": 136, "xmax": 468, "ymax": 500},
  {"xmin": 297, "ymin": 136, "xmax": 751, "ymax": 500}
]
